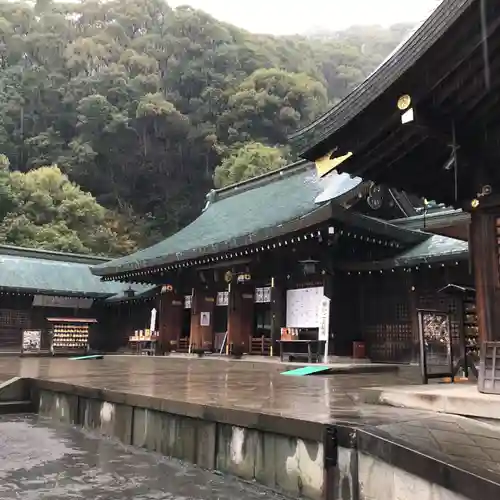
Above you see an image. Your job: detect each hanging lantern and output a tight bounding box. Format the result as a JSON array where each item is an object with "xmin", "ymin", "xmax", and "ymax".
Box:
[{"xmin": 299, "ymin": 259, "xmax": 319, "ymax": 275}]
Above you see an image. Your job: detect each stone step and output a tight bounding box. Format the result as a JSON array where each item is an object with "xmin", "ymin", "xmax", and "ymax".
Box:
[{"xmin": 0, "ymin": 400, "xmax": 34, "ymax": 415}]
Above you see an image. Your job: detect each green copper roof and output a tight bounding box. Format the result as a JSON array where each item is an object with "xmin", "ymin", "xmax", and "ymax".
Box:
[
  {"xmin": 93, "ymin": 161, "xmax": 335, "ymax": 277},
  {"xmin": 0, "ymin": 246, "xmax": 145, "ymax": 298},
  {"xmin": 391, "ymin": 209, "xmax": 470, "ymax": 231},
  {"xmin": 341, "ymin": 234, "xmax": 468, "ymax": 271},
  {"xmin": 0, "ymin": 244, "xmax": 109, "ymax": 264},
  {"xmin": 93, "ymin": 160, "xmax": 432, "ymax": 278},
  {"xmin": 391, "ymin": 234, "xmax": 468, "ymax": 267}
]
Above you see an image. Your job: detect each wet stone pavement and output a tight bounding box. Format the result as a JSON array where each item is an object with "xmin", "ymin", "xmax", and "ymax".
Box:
[
  {"xmin": 0, "ymin": 355, "xmax": 427, "ymax": 427},
  {"xmin": 2, "ymin": 356, "xmax": 500, "ymax": 499},
  {"xmin": 0, "ymin": 414, "xmax": 290, "ymax": 499}
]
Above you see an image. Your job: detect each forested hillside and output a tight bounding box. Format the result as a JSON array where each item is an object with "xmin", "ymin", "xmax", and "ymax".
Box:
[{"xmin": 0, "ymin": 0, "xmax": 411, "ymax": 253}]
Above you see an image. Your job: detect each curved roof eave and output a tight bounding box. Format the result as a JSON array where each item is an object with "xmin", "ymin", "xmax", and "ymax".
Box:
[{"xmin": 290, "ymin": 0, "xmax": 473, "ymax": 158}]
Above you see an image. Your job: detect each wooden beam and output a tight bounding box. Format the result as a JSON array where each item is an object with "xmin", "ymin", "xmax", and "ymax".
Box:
[
  {"xmin": 414, "ymin": 108, "xmax": 500, "ymax": 189},
  {"xmin": 377, "ymin": 151, "xmax": 471, "ymax": 206},
  {"xmin": 359, "ymin": 134, "xmax": 429, "ymax": 181},
  {"xmin": 304, "ymin": 0, "xmax": 482, "ymax": 157},
  {"xmin": 430, "ymin": 10, "xmax": 500, "ymax": 109}
]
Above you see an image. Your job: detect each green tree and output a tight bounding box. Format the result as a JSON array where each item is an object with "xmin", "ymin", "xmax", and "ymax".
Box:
[
  {"xmin": 0, "ymin": 165, "xmax": 138, "ymax": 255},
  {"xmin": 219, "ymin": 69, "xmax": 328, "ymax": 147},
  {"xmin": 214, "ymin": 142, "xmax": 287, "ymax": 188},
  {"xmin": 0, "ymin": 0, "xmax": 411, "ymax": 246}
]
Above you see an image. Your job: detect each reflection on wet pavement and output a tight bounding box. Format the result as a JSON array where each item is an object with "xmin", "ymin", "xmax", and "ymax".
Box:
[
  {"xmin": 6, "ymin": 355, "xmax": 500, "ymax": 490},
  {"xmin": 0, "ymin": 355, "xmax": 429, "ymax": 426},
  {"xmin": 0, "ymin": 414, "xmax": 288, "ymax": 499}
]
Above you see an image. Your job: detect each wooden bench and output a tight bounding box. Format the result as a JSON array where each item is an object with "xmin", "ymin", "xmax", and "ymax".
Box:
[{"xmin": 279, "ymin": 339, "xmax": 323, "ymax": 363}]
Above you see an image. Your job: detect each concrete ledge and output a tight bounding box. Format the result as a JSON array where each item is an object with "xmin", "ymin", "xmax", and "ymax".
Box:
[
  {"xmin": 361, "ymin": 384, "xmax": 500, "ymax": 420},
  {"xmin": 0, "ymin": 377, "xmax": 31, "ymax": 402},
  {"xmin": 332, "ymin": 422, "xmax": 500, "ymax": 500},
  {"xmin": 29, "ymin": 378, "xmax": 325, "ymax": 442},
  {"xmin": 35, "ymin": 385, "xmax": 326, "ymax": 500},
  {"xmin": 27, "ymin": 377, "xmax": 500, "ymax": 500},
  {"xmin": 357, "ymin": 451, "xmax": 469, "ymax": 500},
  {"xmin": 356, "ymin": 428, "xmax": 499, "ymax": 500}
]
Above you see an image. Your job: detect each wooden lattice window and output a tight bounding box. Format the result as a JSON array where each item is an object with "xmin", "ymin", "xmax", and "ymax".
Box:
[{"xmin": 0, "ymin": 309, "xmax": 30, "ymax": 328}]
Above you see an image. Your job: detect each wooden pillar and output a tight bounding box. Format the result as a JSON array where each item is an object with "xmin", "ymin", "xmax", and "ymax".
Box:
[
  {"xmin": 408, "ymin": 272, "xmax": 420, "ymax": 363},
  {"xmin": 189, "ymin": 289, "xmax": 215, "ymax": 351},
  {"xmin": 470, "ymin": 209, "xmax": 500, "ymax": 342},
  {"xmin": 159, "ymin": 292, "xmax": 183, "ymax": 350},
  {"xmin": 227, "ymin": 283, "xmax": 254, "ymax": 353},
  {"xmin": 322, "ymin": 271, "xmax": 334, "ymax": 356},
  {"xmin": 270, "ymin": 277, "xmax": 285, "ymax": 356}
]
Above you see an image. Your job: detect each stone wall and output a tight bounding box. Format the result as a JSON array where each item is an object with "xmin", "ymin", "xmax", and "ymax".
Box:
[
  {"xmin": 37, "ymin": 389, "xmax": 325, "ymax": 500},
  {"xmin": 34, "ymin": 383, "xmax": 483, "ymax": 500},
  {"xmin": 330, "ymin": 434, "xmax": 475, "ymax": 500},
  {"xmin": 358, "ymin": 453, "xmax": 469, "ymax": 500}
]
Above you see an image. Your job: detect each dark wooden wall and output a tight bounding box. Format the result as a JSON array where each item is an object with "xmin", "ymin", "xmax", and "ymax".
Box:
[
  {"xmin": 332, "ymin": 263, "xmax": 473, "ymax": 363},
  {"xmin": 330, "ymin": 273, "xmax": 362, "ymax": 356},
  {"xmin": 0, "ymin": 294, "xmax": 134, "ymax": 352},
  {"xmin": 0, "ymin": 295, "xmax": 32, "ymax": 349},
  {"xmin": 96, "ymin": 299, "xmax": 155, "ymax": 351},
  {"xmin": 470, "ymin": 209, "xmax": 500, "ymax": 343},
  {"xmin": 190, "ymin": 290, "xmax": 215, "ymax": 351},
  {"xmin": 158, "ymin": 292, "xmax": 183, "ymax": 349},
  {"xmin": 227, "ymin": 283, "xmax": 254, "ymax": 351}
]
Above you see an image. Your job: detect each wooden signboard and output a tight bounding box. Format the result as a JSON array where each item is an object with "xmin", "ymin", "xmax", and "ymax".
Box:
[
  {"xmin": 22, "ymin": 330, "xmax": 42, "ymax": 353},
  {"xmin": 418, "ymin": 309, "xmax": 454, "ymax": 384}
]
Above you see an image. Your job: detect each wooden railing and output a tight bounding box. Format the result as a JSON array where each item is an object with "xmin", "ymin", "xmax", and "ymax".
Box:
[
  {"xmin": 250, "ymin": 336, "xmax": 271, "ymax": 356},
  {"xmin": 177, "ymin": 337, "xmax": 189, "ymax": 352}
]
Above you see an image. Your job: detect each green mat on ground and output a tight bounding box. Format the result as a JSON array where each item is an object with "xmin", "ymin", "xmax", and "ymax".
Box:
[
  {"xmin": 69, "ymin": 354, "xmax": 104, "ymax": 361},
  {"xmin": 281, "ymin": 365, "xmax": 330, "ymax": 376}
]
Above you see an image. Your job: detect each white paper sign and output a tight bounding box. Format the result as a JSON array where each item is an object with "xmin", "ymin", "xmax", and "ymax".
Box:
[
  {"xmin": 255, "ymin": 287, "xmax": 271, "ymax": 303},
  {"xmin": 216, "ymin": 291, "xmax": 229, "ymax": 306},
  {"xmin": 200, "ymin": 311, "xmax": 211, "ymax": 327},
  {"xmin": 150, "ymin": 308, "xmax": 157, "ymax": 333},
  {"xmin": 286, "ymin": 287, "xmax": 324, "ymax": 328},
  {"xmin": 318, "ymin": 296, "xmax": 331, "ymax": 341},
  {"xmin": 22, "ymin": 330, "xmax": 42, "ymax": 352}
]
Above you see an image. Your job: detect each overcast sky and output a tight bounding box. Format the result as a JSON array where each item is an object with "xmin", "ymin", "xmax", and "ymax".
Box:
[{"xmin": 168, "ymin": 0, "xmax": 442, "ymax": 35}]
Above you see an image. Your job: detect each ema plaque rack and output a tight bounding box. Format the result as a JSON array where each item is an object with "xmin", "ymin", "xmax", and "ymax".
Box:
[{"xmin": 48, "ymin": 317, "xmax": 96, "ymax": 355}]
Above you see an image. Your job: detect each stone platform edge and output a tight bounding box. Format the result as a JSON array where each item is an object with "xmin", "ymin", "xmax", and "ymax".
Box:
[
  {"xmin": 26, "ymin": 377, "xmax": 329, "ymax": 500},
  {"xmin": 349, "ymin": 427, "xmax": 500, "ymax": 500},
  {"xmin": 27, "ymin": 378, "xmax": 325, "ymax": 442},
  {"xmin": 4, "ymin": 377, "xmax": 497, "ymax": 500},
  {"xmin": 360, "ymin": 384, "xmax": 500, "ymax": 420}
]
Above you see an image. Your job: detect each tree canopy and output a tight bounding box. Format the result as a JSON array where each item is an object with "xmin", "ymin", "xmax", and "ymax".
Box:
[
  {"xmin": 0, "ymin": 0, "xmax": 410, "ymax": 252},
  {"xmin": 214, "ymin": 142, "xmax": 288, "ymax": 188},
  {"xmin": 0, "ymin": 157, "xmax": 137, "ymax": 255}
]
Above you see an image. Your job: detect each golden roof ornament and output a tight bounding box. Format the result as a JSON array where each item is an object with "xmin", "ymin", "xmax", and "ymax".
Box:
[
  {"xmin": 397, "ymin": 94, "xmax": 412, "ymax": 110},
  {"xmin": 315, "ymin": 150, "xmax": 353, "ymax": 178}
]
